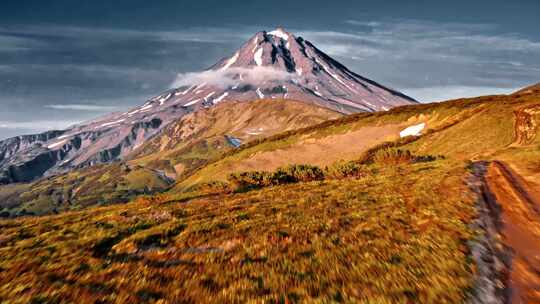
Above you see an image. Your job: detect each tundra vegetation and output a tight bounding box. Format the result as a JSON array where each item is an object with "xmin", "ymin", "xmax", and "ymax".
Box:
[{"xmin": 1, "ymin": 90, "xmax": 539, "ymax": 302}]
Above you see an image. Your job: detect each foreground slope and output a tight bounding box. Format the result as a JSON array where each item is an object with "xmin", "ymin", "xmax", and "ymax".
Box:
[{"xmin": 0, "ymin": 160, "xmax": 476, "ymax": 303}]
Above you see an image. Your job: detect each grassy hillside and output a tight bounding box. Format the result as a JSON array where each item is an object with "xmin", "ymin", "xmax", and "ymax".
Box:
[
  {"xmin": 173, "ymin": 92, "xmax": 539, "ymax": 192},
  {"xmin": 0, "ymin": 159, "xmax": 477, "ymax": 303},
  {"xmin": 0, "ymin": 163, "xmax": 173, "ymax": 216},
  {"xmin": 128, "ymin": 99, "xmax": 341, "ymax": 179},
  {"xmin": 0, "ymin": 100, "xmax": 340, "ymax": 216}
]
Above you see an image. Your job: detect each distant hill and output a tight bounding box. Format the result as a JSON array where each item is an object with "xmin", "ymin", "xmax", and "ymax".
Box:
[{"xmin": 514, "ymin": 81, "xmax": 540, "ymax": 95}]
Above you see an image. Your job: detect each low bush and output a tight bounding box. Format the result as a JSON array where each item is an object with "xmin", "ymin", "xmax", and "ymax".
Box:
[
  {"xmin": 361, "ymin": 145, "xmax": 444, "ymax": 166},
  {"xmin": 273, "ymin": 164, "xmax": 325, "ymax": 183},
  {"xmin": 372, "ymin": 149, "xmax": 416, "ymax": 165},
  {"xmin": 324, "ymin": 161, "xmax": 364, "ymax": 179},
  {"xmin": 191, "ymin": 181, "xmax": 232, "ymax": 194},
  {"xmin": 228, "ymin": 164, "xmax": 324, "ymax": 191},
  {"xmin": 228, "ymin": 171, "xmax": 274, "ymax": 191},
  {"xmin": 224, "ymin": 152, "xmax": 439, "ymax": 193}
]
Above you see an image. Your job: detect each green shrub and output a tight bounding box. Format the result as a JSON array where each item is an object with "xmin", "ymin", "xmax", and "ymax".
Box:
[
  {"xmin": 273, "ymin": 164, "xmax": 325, "ymax": 183},
  {"xmin": 228, "ymin": 171, "xmax": 274, "ymax": 191},
  {"xmin": 227, "ymin": 164, "xmax": 324, "ymax": 191},
  {"xmin": 372, "ymin": 149, "xmax": 415, "ymax": 165},
  {"xmin": 324, "ymin": 161, "xmax": 364, "ymax": 179},
  {"xmin": 193, "ymin": 181, "xmax": 232, "ymax": 194}
]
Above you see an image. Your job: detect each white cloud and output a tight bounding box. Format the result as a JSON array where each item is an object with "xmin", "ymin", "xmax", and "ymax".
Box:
[
  {"xmin": 0, "ymin": 120, "xmax": 80, "ymax": 130},
  {"xmin": 44, "ymin": 104, "xmax": 121, "ymax": 111},
  {"xmin": 171, "ymin": 66, "xmax": 297, "ymax": 89},
  {"xmin": 1, "ymin": 22, "xmax": 539, "ymax": 109}
]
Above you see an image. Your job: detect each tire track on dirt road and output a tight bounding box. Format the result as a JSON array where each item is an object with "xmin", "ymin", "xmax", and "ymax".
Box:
[{"xmin": 484, "ymin": 161, "xmax": 540, "ymax": 303}]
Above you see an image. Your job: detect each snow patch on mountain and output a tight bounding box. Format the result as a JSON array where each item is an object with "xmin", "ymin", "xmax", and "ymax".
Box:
[
  {"xmin": 254, "ymin": 48, "xmax": 264, "ymax": 66},
  {"xmin": 99, "ymin": 119, "xmax": 126, "ymax": 128},
  {"xmin": 220, "ymin": 52, "xmax": 239, "ymax": 71},
  {"xmin": 159, "ymin": 93, "xmax": 172, "ymax": 105},
  {"xmin": 204, "ymin": 92, "xmax": 216, "ymax": 101},
  {"xmin": 214, "ymin": 92, "xmax": 229, "ymax": 103},
  {"xmin": 47, "ymin": 140, "xmax": 67, "ymax": 150},
  {"xmin": 256, "ymin": 88, "xmax": 264, "ymax": 99},
  {"xmin": 183, "ymin": 99, "xmax": 201, "ymax": 107},
  {"xmin": 400, "ymin": 123, "xmax": 426, "ymax": 138},
  {"xmin": 268, "ymin": 28, "xmax": 289, "ymax": 41}
]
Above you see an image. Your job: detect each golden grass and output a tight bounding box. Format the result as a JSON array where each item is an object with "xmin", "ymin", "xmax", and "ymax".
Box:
[{"xmin": 0, "ymin": 160, "xmax": 477, "ymax": 303}]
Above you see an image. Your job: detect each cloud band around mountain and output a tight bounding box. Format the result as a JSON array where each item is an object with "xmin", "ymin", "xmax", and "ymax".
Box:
[{"xmin": 170, "ymin": 66, "xmax": 298, "ymax": 89}]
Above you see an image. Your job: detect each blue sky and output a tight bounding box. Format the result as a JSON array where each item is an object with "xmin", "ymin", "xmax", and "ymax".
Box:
[{"xmin": 1, "ymin": 0, "xmax": 539, "ymax": 139}]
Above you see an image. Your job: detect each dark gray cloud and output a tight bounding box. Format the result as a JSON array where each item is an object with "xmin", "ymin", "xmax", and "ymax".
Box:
[
  {"xmin": 0, "ymin": 0, "xmax": 539, "ymax": 139},
  {"xmin": 299, "ymin": 20, "xmax": 540, "ymax": 101}
]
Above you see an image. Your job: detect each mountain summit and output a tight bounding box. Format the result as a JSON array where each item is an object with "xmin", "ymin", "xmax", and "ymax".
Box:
[
  {"xmin": 0, "ymin": 28, "xmax": 416, "ymax": 184},
  {"xmin": 170, "ymin": 28, "xmax": 416, "ymax": 113}
]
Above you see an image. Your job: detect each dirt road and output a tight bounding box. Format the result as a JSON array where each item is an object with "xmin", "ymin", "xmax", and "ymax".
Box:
[{"xmin": 485, "ymin": 161, "xmax": 540, "ymax": 303}]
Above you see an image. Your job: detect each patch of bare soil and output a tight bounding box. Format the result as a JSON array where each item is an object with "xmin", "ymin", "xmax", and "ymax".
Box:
[
  {"xmin": 512, "ymin": 104, "xmax": 540, "ymax": 146},
  {"xmin": 229, "ymin": 125, "xmax": 401, "ymax": 173},
  {"xmin": 485, "ymin": 161, "xmax": 540, "ymax": 303}
]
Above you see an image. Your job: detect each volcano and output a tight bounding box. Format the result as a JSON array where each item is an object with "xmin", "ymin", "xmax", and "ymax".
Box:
[{"xmin": 0, "ymin": 28, "xmax": 416, "ymax": 184}]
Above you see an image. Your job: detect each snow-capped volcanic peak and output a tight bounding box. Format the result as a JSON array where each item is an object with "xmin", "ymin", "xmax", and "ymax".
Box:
[
  {"xmin": 182, "ymin": 28, "xmax": 416, "ymax": 113},
  {"xmin": 268, "ymin": 27, "xmax": 290, "ymax": 41}
]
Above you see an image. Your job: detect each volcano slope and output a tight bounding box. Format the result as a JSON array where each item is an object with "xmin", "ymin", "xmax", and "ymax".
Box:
[{"xmin": 0, "ymin": 89, "xmax": 538, "ymax": 302}]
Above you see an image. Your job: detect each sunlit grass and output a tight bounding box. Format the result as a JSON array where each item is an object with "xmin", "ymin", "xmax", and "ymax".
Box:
[{"xmin": 0, "ymin": 160, "xmax": 476, "ymax": 303}]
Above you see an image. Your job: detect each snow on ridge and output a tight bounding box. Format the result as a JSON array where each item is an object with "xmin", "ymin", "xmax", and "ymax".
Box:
[
  {"xmin": 183, "ymin": 99, "xmax": 201, "ymax": 107},
  {"xmin": 400, "ymin": 123, "xmax": 426, "ymax": 138},
  {"xmin": 214, "ymin": 92, "xmax": 229, "ymax": 103},
  {"xmin": 140, "ymin": 104, "xmax": 153, "ymax": 111},
  {"xmin": 254, "ymin": 48, "xmax": 264, "ymax": 66},
  {"xmin": 256, "ymin": 88, "xmax": 265, "ymax": 99},
  {"xmin": 99, "ymin": 119, "xmax": 126, "ymax": 128},
  {"xmin": 268, "ymin": 29, "xmax": 289, "ymax": 41},
  {"xmin": 314, "ymin": 57, "xmax": 355, "ymax": 92},
  {"xmin": 47, "ymin": 140, "xmax": 67, "ymax": 150},
  {"xmin": 220, "ymin": 52, "xmax": 239, "ymax": 71},
  {"xmin": 159, "ymin": 93, "xmax": 172, "ymax": 105},
  {"xmin": 251, "ymin": 37, "xmax": 259, "ymax": 52},
  {"xmin": 180, "ymin": 84, "xmax": 196, "ymax": 95},
  {"xmin": 127, "ymin": 108, "xmax": 141, "ymax": 116},
  {"xmin": 204, "ymin": 92, "xmax": 216, "ymax": 101}
]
